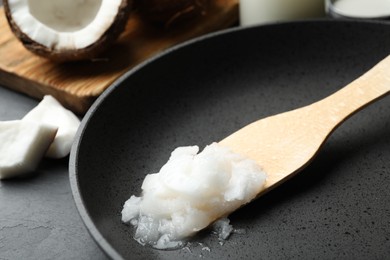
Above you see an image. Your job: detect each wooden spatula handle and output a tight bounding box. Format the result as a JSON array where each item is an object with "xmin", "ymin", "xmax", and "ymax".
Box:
[
  {"xmin": 317, "ymin": 55, "xmax": 390, "ymax": 126},
  {"xmin": 220, "ymin": 55, "xmax": 390, "ymax": 193}
]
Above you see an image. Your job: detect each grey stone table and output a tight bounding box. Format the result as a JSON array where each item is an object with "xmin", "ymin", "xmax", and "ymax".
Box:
[{"xmin": 0, "ymin": 86, "xmax": 108, "ymax": 260}]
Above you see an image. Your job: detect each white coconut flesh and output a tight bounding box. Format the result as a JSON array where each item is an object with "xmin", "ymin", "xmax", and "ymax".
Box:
[
  {"xmin": 23, "ymin": 95, "xmax": 81, "ymax": 159},
  {"xmin": 0, "ymin": 120, "xmax": 57, "ymax": 180},
  {"xmin": 7, "ymin": 0, "xmax": 124, "ymax": 50}
]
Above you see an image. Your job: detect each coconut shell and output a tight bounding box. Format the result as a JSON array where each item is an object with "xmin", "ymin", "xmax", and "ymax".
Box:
[
  {"xmin": 3, "ymin": 0, "xmax": 133, "ymax": 62},
  {"xmin": 135, "ymin": 0, "xmax": 208, "ymax": 27}
]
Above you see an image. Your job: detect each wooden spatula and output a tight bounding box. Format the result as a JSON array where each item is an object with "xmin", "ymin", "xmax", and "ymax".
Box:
[{"xmin": 220, "ymin": 55, "xmax": 390, "ymax": 197}]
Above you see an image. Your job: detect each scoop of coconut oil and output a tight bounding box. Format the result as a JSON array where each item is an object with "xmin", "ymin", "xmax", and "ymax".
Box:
[{"xmin": 121, "ymin": 142, "xmax": 267, "ymax": 249}]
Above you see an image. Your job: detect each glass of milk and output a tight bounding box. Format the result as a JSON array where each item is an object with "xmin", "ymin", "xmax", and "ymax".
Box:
[
  {"xmin": 239, "ymin": 0, "xmax": 325, "ymax": 26},
  {"xmin": 326, "ymin": 0, "xmax": 390, "ymax": 19}
]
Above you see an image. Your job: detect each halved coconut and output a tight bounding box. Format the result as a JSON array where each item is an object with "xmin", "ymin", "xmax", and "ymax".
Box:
[
  {"xmin": 135, "ymin": 0, "xmax": 208, "ymax": 27},
  {"xmin": 3, "ymin": 0, "xmax": 132, "ymax": 61}
]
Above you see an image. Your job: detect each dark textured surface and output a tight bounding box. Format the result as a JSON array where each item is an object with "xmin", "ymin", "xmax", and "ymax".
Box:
[
  {"xmin": 71, "ymin": 20, "xmax": 390, "ymax": 259},
  {"xmin": 0, "ymin": 87, "xmax": 107, "ymax": 260}
]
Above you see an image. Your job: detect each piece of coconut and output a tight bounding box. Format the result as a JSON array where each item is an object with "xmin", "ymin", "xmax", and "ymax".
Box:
[
  {"xmin": 0, "ymin": 120, "xmax": 57, "ymax": 180},
  {"xmin": 23, "ymin": 95, "xmax": 81, "ymax": 159},
  {"xmin": 3, "ymin": 0, "xmax": 132, "ymax": 61}
]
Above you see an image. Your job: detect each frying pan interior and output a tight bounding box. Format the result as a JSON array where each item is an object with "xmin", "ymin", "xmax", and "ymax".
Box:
[{"xmin": 70, "ymin": 20, "xmax": 390, "ymax": 259}]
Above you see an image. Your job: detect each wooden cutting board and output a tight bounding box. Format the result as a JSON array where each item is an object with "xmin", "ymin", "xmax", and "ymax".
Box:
[{"xmin": 0, "ymin": 1, "xmax": 238, "ymax": 115}]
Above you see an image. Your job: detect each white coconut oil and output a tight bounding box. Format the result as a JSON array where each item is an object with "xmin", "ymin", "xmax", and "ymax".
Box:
[
  {"xmin": 331, "ymin": 0, "xmax": 390, "ymax": 18},
  {"xmin": 121, "ymin": 142, "xmax": 267, "ymax": 249}
]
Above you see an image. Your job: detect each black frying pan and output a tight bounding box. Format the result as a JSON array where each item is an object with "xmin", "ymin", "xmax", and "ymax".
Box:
[{"xmin": 70, "ymin": 20, "xmax": 390, "ymax": 259}]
